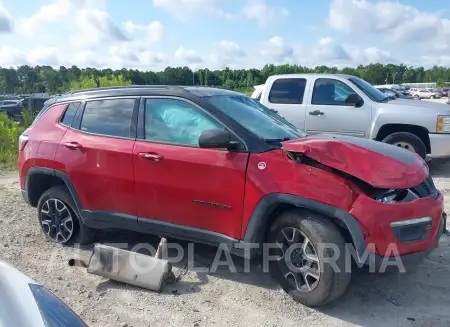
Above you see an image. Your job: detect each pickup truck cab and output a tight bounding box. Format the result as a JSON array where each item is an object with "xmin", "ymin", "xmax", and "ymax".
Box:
[{"xmin": 253, "ymin": 74, "xmax": 450, "ymax": 159}]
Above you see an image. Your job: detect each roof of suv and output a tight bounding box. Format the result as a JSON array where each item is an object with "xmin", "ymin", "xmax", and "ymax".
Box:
[{"xmin": 55, "ymin": 85, "xmax": 242, "ymax": 103}]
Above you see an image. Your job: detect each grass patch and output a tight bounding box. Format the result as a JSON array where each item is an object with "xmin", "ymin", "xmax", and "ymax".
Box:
[{"xmin": 0, "ymin": 110, "xmax": 34, "ymax": 170}]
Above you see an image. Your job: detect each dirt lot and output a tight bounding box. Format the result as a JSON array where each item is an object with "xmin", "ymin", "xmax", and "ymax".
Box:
[{"xmin": 1, "ymin": 161, "xmax": 449, "ymax": 327}]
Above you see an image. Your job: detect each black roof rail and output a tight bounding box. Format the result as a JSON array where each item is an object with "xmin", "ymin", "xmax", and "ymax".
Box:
[{"xmin": 64, "ymin": 85, "xmax": 183, "ymax": 95}]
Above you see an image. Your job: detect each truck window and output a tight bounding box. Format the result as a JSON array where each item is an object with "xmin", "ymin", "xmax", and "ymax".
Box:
[
  {"xmin": 268, "ymin": 78, "xmax": 306, "ymax": 104},
  {"xmin": 311, "ymin": 78, "xmax": 355, "ymax": 105}
]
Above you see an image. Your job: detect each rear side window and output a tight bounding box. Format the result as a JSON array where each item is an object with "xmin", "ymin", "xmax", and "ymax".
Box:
[
  {"xmin": 268, "ymin": 78, "xmax": 307, "ymax": 104},
  {"xmin": 60, "ymin": 102, "xmax": 80, "ymax": 126},
  {"xmin": 29, "ymin": 284, "xmax": 88, "ymax": 327},
  {"xmin": 79, "ymin": 98, "xmax": 135, "ymax": 138}
]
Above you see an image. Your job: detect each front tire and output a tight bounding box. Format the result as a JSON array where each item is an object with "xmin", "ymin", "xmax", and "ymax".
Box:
[
  {"xmin": 381, "ymin": 132, "xmax": 427, "ymax": 159},
  {"xmin": 37, "ymin": 186, "xmax": 95, "ymax": 245},
  {"xmin": 266, "ymin": 210, "xmax": 351, "ymax": 307}
]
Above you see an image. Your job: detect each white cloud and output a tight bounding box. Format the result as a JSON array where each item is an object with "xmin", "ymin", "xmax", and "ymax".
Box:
[
  {"xmin": 4, "ymin": 0, "xmax": 166, "ymax": 70},
  {"xmin": 0, "ymin": 46, "xmax": 28, "ymax": 67},
  {"xmin": 243, "ymin": 0, "xmax": 288, "ymax": 27},
  {"xmin": 0, "ymin": 2, "xmax": 13, "ymax": 33},
  {"xmin": 175, "ymin": 46, "xmax": 203, "ymax": 64},
  {"xmin": 108, "ymin": 46, "xmax": 165, "ymax": 69},
  {"xmin": 27, "ymin": 47, "xmax": 60, "ymax": 66},
  {"xmin": 259, "ymin": 37, "xmax": 294, "ymax": 63},
  {"xmin": 17, "ymin": 0, "xmax": 71, "ymax": 36},
  {"xmin": 312, "ymin": 37, "xmax": 349, "ymax": 62},
  {"xmin": 152, "ymin": 0, "xmax": 235, "ymax": 20},
  {"xmin": 328, "ymin": 0, "xmax": 450, "ymax": 45},
  {"xmin": 73, "ymin": 8, "xmax": 129, "ymax": 47},
  {"xmin": 208, "ymin": 40, "xmax": 245, "ymax": 68}
]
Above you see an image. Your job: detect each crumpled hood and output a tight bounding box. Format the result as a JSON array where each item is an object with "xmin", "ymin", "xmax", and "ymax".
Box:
[{"xmin": 282, "ymin": 134, "xmax": 429, "ymax": 189}]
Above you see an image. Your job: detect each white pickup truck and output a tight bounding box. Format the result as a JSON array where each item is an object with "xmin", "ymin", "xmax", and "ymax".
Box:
[{"xmin": 252, "ymin": 74, "xmax": 450, "ymax": 159}]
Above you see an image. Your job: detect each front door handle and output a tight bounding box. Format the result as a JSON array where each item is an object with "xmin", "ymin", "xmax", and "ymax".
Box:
[
  {"xmin": 139, "ymin": 152, "xmax": 164, "ymax": 161},
  {"xmin": 63, "ymin": 142, "xmax": 83, "ymax": 149},
  {"xmin": 308, "ymin": 110, "xmax": 324, "ymax": 116}
]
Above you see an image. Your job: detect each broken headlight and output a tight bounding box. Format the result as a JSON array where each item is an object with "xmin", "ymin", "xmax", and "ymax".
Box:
[{"xmin": 375, "ymin": 189, "xmax": 418, "ymax": 204}]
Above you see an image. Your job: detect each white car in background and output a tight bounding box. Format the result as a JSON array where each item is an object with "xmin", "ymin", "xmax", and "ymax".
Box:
[
  {"xmin": 410, "ymin": 88, "xmax": 441, "ymax": 99},
  {"xmin": 0, "ymin": 260, "xmax": 88, "ymax": 327}
]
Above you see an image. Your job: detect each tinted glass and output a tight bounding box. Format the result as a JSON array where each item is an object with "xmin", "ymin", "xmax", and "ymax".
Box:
[
  {"xmin": 80, "ymin": 98, "xmax": 135, "ymax": 137},
  {"xmin": 268, "ymin": 78, "xmax": 306, "ymax": 104},
  {"xmin": 207, "ymin": 95, "xmax": 306, "ymax": 141},
  {"xmin": 312, "ymin": 78, "xmax": 356, "ymax": 105},
  {"xmin": 348, "ymin": 77, "xmax": 387, "ymax": 102},
  {"xmin": 60, "ymin": 102, "xmax": 80, "ymax": 126},
  {"xmin": 29, "ymin": 284, "xmax": 88, "ymax": 327},
  {"xmin": 145, "ymin": 98, "xmax": 223, "ymax": 146}
]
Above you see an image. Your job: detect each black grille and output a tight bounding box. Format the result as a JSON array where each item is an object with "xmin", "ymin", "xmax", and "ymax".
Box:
[{"xmin": 411, "ymin": 176, "xmax": 437, "ymax": 198}]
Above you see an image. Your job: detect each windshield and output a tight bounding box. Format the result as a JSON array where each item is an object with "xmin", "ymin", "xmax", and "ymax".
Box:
[
  {"xmin": 206, "ymin": 94, "xmax": 306, "ymax": 142},
  {"xmin": 348, "ymin": 77, "xmax": 388, "ymax": 102}
]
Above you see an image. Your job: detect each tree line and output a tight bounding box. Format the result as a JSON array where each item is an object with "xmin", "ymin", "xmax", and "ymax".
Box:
[{"xmin": 1, "ymin": 63, "xmax": 449, "ymax": 95}]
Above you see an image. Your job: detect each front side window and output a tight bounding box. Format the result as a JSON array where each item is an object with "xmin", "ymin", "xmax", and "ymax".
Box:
[
  {"xmin": 144, "ymin": 98, "xmax": 223, "ymax": 147},
  {"xmin": 206, "ymin": 95, "xmax": 306, "ymax": 142},
  {"xmin": 312, "ymin": 78, "xmax": 356, "ymax": 105},
  {"xmin": 348, "ymin": 76, "xmax": 388, "ymax": 102},
  {"xmin": 80, "ymin": 98, "xmax": 135, "ymax": 138},
  {"xmin": 268, "ymin": 78, "xmax": 307, "ymax": 104}
]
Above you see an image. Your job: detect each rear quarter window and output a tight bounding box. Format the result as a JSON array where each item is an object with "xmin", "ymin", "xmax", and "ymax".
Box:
[{"xmin": 32, "ymin": 97, "xmax": 58, "ymax": 125}]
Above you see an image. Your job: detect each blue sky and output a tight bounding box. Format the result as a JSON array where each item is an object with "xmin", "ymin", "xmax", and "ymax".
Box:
[{"xmin": 0, "ymin": 0, "xmax": 449, "ymax": 70}]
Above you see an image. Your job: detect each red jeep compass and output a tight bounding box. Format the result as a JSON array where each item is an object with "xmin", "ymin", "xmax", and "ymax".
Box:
[{"xmin": 18, "ymin": 86, "xmax": 446, "ymax": 307}]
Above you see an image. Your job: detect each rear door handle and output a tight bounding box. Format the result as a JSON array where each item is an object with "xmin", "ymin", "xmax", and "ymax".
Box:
[
  {"xmin": 63, "ymin": 142, "xmax": 83, "ymax": 149},
  {"xmin": 309, "ymin": 110, "xmax": 324, "ymax": 116},
  {"xmin": 139, "ymin": 152, "xmax": 164, "ymax": 161}
]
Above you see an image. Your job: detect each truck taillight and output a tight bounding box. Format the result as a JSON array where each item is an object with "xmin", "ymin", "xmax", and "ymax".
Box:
[{"xmin": 18, "ymin": 134, "xmax": 29, "ymax": 151}]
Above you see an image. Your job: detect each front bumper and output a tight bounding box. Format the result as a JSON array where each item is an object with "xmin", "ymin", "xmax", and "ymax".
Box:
[
  {"xmin": 350, "ymin": 188, "xmax": 444, "ymax": 257},
  {"xmin": 365, "ymin": 212, "xmax": 446, "ymax": 272},
  {"xmin": 428, "ymin": 133, "xmax": 450, "ymax": 158}
]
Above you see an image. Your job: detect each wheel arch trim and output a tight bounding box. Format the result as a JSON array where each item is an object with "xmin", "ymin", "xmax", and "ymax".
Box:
[
  {"xmin": 241, "ymin": 193, "xmax": 368, "ymax": 262},
  {"xmin": 24, "ymin": 167, "xmax": 83, "ymax": 215}
]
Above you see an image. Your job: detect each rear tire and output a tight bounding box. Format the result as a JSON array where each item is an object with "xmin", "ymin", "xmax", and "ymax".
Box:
[
  {"xmin": 37, "ymin": 186, "xmax": 95, "ymax": 245},
  {"xmin": 381, "ymin": 132, "xmax": 427, "ymax": 159},
  {"xmin": 266, "ymin": 210, "xmax": 351, "ymax": 307}
]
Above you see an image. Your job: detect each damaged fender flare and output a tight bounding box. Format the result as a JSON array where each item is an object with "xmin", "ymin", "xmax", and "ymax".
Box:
[{"xmin": 240, "ymin": 193, "xmax": 368, "ymax": 263}]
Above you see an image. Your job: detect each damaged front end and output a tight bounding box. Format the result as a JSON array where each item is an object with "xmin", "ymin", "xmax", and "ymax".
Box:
[{"xmin": 282, "ymin": 135, "xmax": 445, "ymax": 257}]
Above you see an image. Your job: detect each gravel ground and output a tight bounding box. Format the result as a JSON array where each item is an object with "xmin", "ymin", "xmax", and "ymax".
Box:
[{"xmin": 0, "ymin": 161, "xmax": 449, "ymax": 327}]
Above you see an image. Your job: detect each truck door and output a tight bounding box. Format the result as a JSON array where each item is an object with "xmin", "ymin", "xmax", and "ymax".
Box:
[{"xmin": 304, "ymin": 77, "xmax": 371, "ymax": 137}]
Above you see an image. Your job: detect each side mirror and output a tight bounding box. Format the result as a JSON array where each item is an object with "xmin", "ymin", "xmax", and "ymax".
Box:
[
  {"xmin": 345, "ymin": 93, "xmax": 364, "ymax": 107},
  {"xmin": 198, "ymin": 129, "xmax": 238, "ymax": 150}
]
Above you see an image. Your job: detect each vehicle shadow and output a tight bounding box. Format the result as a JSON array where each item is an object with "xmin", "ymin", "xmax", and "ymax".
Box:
[{"xmin": 429, "ymin": 158, "xmax": 450, "ymax": 178}]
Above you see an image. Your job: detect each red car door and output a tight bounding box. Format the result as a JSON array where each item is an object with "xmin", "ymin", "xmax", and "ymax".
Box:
[
  {"xmin": 133, "ymin": 98, "xmax": 249, "ymax": 239},
  {"xmin": 55, "ymin": 98, "xmax": 138, "ymax": 217}
]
